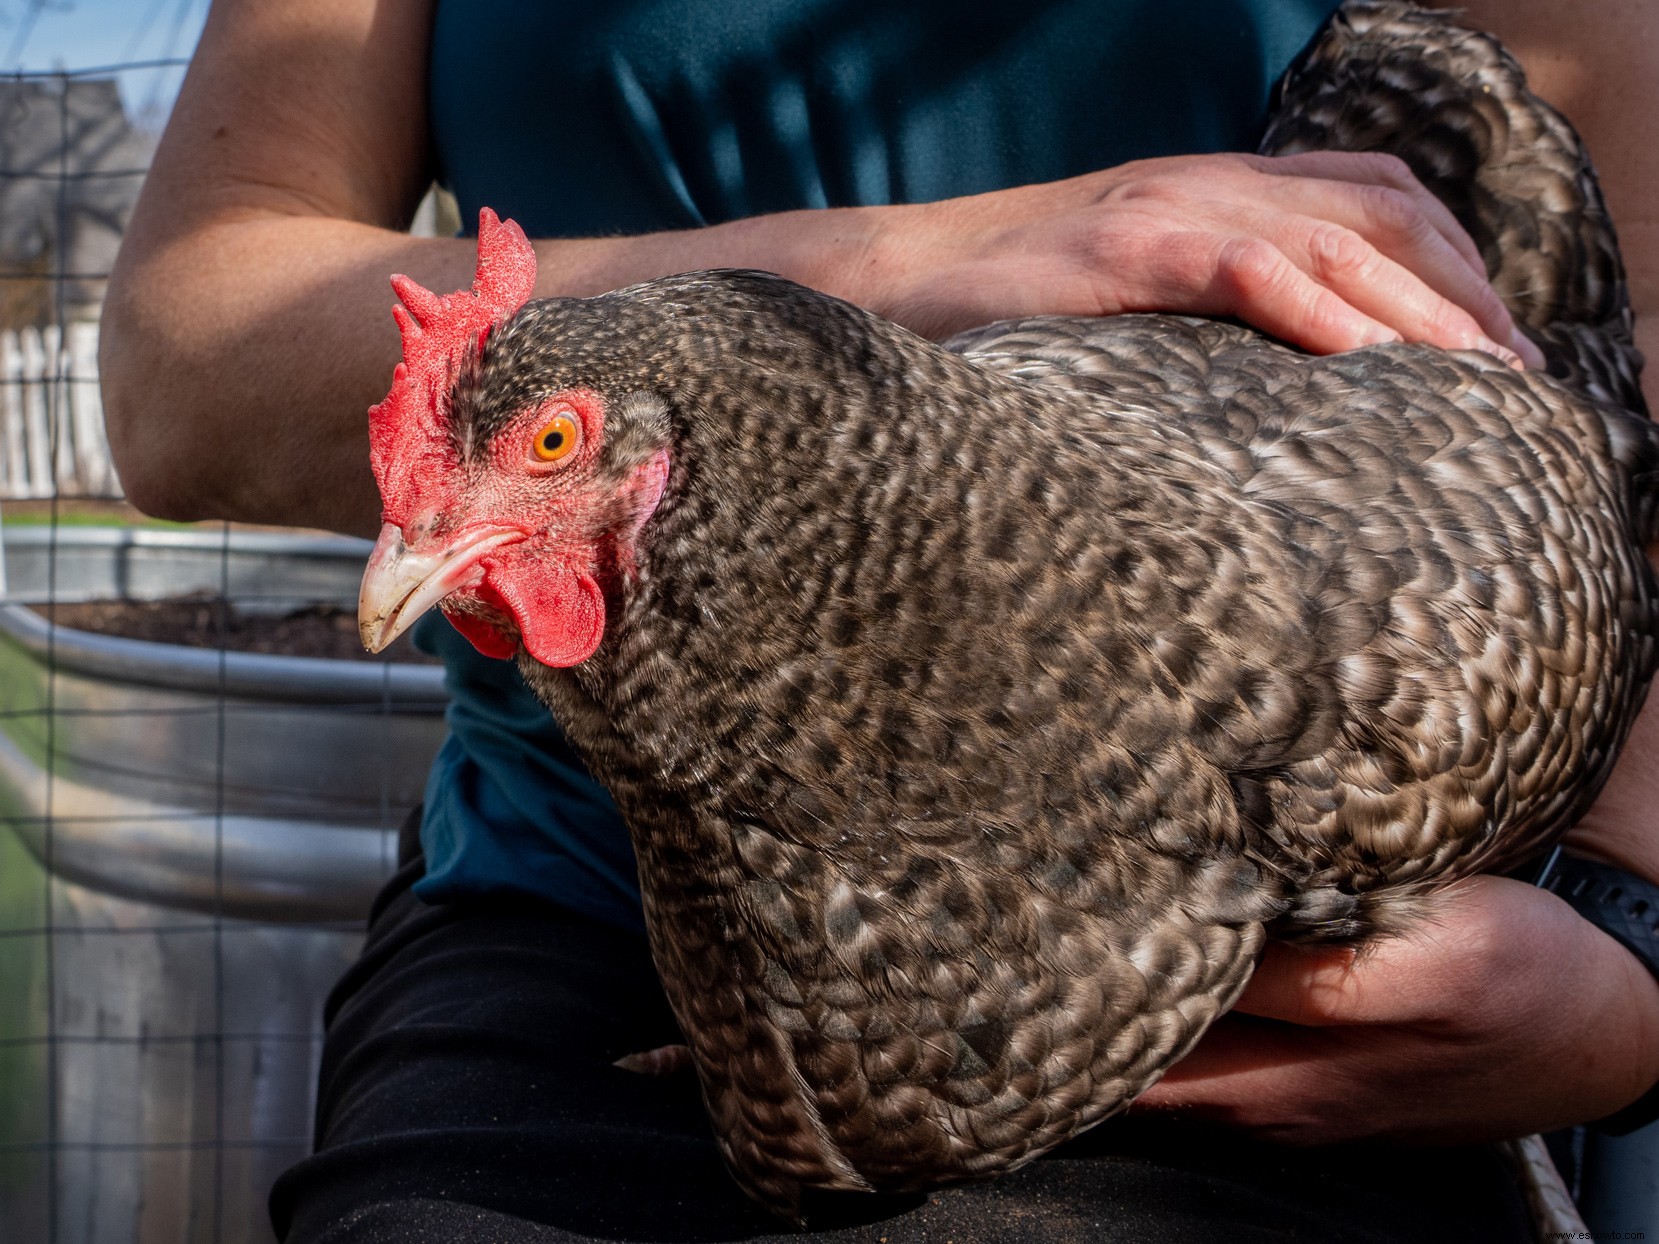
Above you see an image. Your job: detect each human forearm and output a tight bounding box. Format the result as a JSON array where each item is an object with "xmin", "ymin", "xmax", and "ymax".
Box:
[
  {"xmin": 98, "ymin": 208, "xmax": 884, "ymax": 535},
  {"xmin": 1564, "ymin": 684, "xmax": 1659, "ymax": 884}
]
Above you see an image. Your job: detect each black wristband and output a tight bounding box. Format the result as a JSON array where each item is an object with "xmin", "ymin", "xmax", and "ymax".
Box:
[{"xmin": 1535, "ymin": 848, "xmax": 1659, "ymax": 1135}]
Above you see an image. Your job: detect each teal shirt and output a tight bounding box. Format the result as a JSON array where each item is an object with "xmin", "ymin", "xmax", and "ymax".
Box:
[{"xmin": 418, "ymin": 0, "xmax": 1344, "ymax": 930}]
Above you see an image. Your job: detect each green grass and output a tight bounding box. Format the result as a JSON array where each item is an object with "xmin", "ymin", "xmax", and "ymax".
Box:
[
  {"xmin": 0, "ymin": 500, "xmax": 193, "ymax": 530},
  {"xmin": 0, "ymin": 827, "xmax": 50, "ymax": 1159},
  {"xmin": 0, "ymin": 637, "xmax": 50, "ymax": 770}
]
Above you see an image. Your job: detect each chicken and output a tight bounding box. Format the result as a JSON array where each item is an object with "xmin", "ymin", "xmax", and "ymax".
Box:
[{"xmin": 357, "ymin": 0, "xmax": 1658, "ymax": 1218}]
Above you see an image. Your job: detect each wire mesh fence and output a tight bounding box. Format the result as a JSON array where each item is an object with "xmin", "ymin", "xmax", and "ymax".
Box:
[{"xmin": 0, "ymin": 42, "xmax": 445, "ymax": 1244}]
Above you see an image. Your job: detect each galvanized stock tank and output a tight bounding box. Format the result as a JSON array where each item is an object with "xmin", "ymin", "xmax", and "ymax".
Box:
[{"xmin": 0, "ymin": 526, "xmax": 448, "ymax": 1244}]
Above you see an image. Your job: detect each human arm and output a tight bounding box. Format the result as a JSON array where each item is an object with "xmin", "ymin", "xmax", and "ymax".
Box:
[{"xmin": 99, "ymin": 0, "xmax": 1532, "ymax": 538}]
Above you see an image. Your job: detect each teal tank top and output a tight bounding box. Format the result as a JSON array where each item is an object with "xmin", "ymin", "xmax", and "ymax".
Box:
[{"xmin": 417, "ymin": 0, "xmax": 1344, "ymax": 930}]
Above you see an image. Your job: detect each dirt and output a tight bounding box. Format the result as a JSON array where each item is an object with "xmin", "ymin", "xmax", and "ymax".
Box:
[{"xmin": 29, "ymin": 596, "xmax": 439, "ymax": 664}]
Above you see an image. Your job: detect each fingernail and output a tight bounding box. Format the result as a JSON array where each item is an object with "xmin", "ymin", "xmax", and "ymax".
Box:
[{"xmin": 1484, "ymin": 339, "xmax": 1523, "ymax": 368}]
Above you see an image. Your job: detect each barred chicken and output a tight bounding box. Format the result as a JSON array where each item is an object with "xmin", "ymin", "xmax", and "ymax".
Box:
[{"xmin": 357, "ymin": 1, "xmax": 1658, "ymax": 1216}]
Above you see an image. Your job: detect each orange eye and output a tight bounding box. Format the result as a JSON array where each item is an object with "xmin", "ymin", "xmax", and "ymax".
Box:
[{"xmin": 532, "ymin": 413, "xmax": 580, "ymax": 463}]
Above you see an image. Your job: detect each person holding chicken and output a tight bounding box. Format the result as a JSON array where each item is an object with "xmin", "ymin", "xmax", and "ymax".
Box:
[{"xmin": 100, "ymin": 0, "xmax": 1659, "ymax": 1240}]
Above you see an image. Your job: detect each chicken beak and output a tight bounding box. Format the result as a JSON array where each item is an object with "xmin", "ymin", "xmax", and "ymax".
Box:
[{"xmin": 358, "ymin": 522, "xmax": 523, "ymax": 652}]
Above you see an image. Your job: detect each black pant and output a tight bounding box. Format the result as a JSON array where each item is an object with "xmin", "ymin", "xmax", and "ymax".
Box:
[{"xmin": 271, "ymin": 844, "xmax": 1534, "ymax": 1243}]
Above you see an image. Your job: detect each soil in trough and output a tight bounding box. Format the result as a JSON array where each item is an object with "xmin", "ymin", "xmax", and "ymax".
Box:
[{"xmin": 31, "ymin": 596, "xmax": 440, "ymax": 664}]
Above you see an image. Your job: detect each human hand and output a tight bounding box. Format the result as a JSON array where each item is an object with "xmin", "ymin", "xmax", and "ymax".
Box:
[
  {"xmin": 853, "ymin": 151, "xmax": 1543, "ymax": 366},
  {"xmin": 1131, "ymin": 873, "xmax": 1659, "ymax": 1142}
]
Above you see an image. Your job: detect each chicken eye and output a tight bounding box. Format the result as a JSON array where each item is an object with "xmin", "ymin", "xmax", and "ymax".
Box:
[{"xmin": 532, "ymin": 413, "xmax": 580, "ymax": 463}]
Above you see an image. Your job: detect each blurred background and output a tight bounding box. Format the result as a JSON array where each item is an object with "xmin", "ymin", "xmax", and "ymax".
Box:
[{"xmin": 0, "ymin": 3, "xmax": 449, "ymax": 1240}]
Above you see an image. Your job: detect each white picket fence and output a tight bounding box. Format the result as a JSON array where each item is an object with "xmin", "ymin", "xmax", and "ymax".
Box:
[{"xmin": 0, "ymin": 322, "xmax": 122, "ymax": 499}]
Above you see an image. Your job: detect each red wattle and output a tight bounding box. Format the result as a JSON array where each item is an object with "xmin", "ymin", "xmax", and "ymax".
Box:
[
  {"xmin": 442, "ymin": 605, "xmax": 521, "ymax": 660},
  {"xmin": 489, "ymin": 566, "xmax": 607, "ymax": 668}
]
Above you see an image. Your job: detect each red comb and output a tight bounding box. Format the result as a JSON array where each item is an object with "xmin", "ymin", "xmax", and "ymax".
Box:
[{"xmin": 368, "ymin": 208, "xmax": 538, "ymax": 523}]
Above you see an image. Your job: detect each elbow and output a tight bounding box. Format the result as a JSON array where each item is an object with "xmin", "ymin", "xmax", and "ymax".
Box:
[
  {"xmin": 101, "ymin": 414, "xmax": 201, "ymax": 524},
  {"xmin": 98, "ymin": 292, "xmax": 217, "ymax": 523},
  {"xmin": 97, "ymin": 257, "xmax": 245, "ymax": 520}
]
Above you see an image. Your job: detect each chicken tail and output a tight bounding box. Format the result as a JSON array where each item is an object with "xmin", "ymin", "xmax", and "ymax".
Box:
[{"xmin": 1260, "ymin": 0, "xmax": 1645, "ymax": 416}]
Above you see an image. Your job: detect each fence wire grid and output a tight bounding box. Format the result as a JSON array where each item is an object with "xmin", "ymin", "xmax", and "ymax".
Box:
[{"xmin": 0, "ymin": 51, "xmax": 444, "ymax": 1244}]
